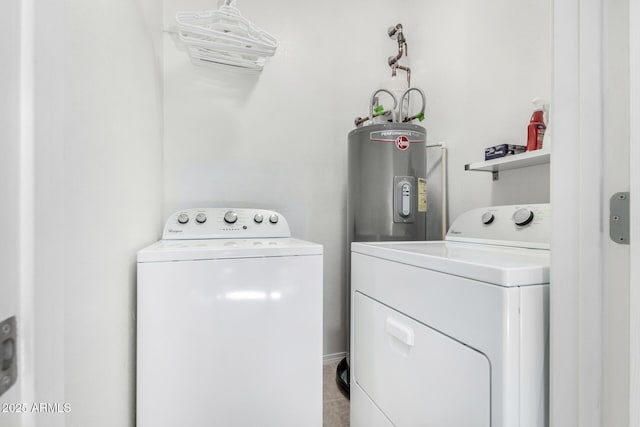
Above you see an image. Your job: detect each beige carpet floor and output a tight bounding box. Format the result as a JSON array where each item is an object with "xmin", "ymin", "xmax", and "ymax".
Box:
[{"xmin": 323, "ymin": 360, "xmax": 350, "ymax": 427}]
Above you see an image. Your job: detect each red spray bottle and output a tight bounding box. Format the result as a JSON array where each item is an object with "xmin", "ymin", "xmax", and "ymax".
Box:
[{"xmin": 526, "ymin": 98, "xmax": 548, "ymax": 151}]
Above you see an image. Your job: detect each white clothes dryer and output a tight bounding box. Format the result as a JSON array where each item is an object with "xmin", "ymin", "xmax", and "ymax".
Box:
[
  {"xmin": 137, "ymin": 208, "xmax": 323, "ymax": 427},
  {"xmin": 351, "ymin": 204, "xmax": 550, "ymax": 427}
]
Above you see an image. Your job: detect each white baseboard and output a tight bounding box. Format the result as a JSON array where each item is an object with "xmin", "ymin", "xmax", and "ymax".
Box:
[{"xmin": 323, "ymin": 352, "xmax": 348, "ymax": 364}]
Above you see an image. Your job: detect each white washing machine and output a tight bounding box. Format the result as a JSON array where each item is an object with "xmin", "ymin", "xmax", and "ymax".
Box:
[
  {"xmin": 137, "ymin": 208, "xmax": 323, "ymax": 427},
  {"xmin": 351, "ymin": 204, "xmax": 550, "ymax": 427}
]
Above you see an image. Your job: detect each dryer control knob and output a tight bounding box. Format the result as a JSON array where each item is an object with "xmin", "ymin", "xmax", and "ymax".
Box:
[
  {"xmin": 195, "ymin": 213, "xmax": 207, "ymax": 224},
  {"xmin": 177, "ymin": 213, "xmax": 189, "ymax": 224},
  {"xmin": 254, "ymin": 214, "xmax": 264, "ymax": 223},
  {"xmin": 513, "ymin": 208, "xmax": 534, "ymax": 226},
  {"xmin": 224, "ymin": 211, "xmax": 238, "ymax": 224},
  {"xmin": 481, "ymin": 212, "xmax": 495, "ymax": 225},
  {"xmin": 269, "ymin": 214, "xmax": 279, "ymax": 224}
]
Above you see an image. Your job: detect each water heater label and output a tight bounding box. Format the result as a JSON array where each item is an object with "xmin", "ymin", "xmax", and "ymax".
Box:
[
  {"xmin": 369, "ymin": 130, "xmax": 426, "ymax": 145},
  {"xmin": 418, "ymin": 178, "xmax": 427, "ymax": 212}
]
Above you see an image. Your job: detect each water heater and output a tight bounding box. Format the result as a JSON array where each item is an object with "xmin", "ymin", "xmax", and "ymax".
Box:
[
  {"xmin": 348, "ymin": 123, "xmax": 427, "ymax": 244},
  {"xmin": 339, "ymin": 23, "xmax": 430, "ymax": 398}
]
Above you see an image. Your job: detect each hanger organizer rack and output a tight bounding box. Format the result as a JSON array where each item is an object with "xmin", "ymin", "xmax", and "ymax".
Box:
[{"xmin": 171, "ymin": 0, "xmax": 278, "ymax": 72}]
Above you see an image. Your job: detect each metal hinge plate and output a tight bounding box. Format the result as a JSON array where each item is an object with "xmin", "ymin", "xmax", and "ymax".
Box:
[
  {"xmin": 0, "ymin": 316, "xmax": 17, "ymax": 397},
  {"xmin": 610, "ymin": 192, "xmax": 630, "ymax": 244}
]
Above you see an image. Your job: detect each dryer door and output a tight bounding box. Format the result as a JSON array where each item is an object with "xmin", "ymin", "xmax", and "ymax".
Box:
[{"xmin": 353, "ymin": 292, "xmax": 491, "ymax": 427}]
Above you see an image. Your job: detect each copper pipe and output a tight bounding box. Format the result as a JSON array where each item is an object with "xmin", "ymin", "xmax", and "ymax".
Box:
[
  {"xmin": 354, "ymin": 117, "xmax": 369, "ymax": 127},
  {"xmin": 394, "ymin": 64, "xmax": 411, "ymax": 87}
]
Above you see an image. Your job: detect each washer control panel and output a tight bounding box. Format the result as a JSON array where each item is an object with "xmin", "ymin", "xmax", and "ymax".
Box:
[
  {"xmin": 446, "ymin": 204, "xmax": 550, "ymax": 249},
  {"xmin": 162, "ymin": 208, "xmax": 290, "ymax": 240}
]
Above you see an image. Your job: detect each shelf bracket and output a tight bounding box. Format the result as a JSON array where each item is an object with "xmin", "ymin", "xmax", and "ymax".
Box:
[{"xmin": 492, "ymin": 171, "xmax": 499, "ymax": 181}]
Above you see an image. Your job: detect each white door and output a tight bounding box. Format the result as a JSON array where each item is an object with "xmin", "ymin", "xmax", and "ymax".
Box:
[
  {"xmin": 353, "ymin": 292, "xmax": 491, "ymax": 427},
  {"xmin": 551, "ymin": 0, "xmax": 639, "ymax": 426},
  {"xmin": 629, "ymin": 0, "xmax": 640, "ymax": 424}
]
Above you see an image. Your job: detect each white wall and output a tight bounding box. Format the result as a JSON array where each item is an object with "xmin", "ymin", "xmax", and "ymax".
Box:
[
  {"xmin": 164, "ymin": 0, "xmax": 552, "ymax": 355},
  {"xmin": 0, "ymin": 2, "xmax": 24, "ymax": 424},
  {"xmin": 405, "ymin": 0, "xmax": 552, "ymax": 222},
  {"xmin": 23, "ymin": 1, "xmax": 164, "ymax": 426},
  {"xmin": 61, "ymin": 1, "xmax": 164, "ymax": 425},
  {"xmin": 0, "ymin": 0, "xmax": 21, "ymax": 326},
  {"xmin": 31, "ymin": 2, "xmax": 65, "ymax": 424}
]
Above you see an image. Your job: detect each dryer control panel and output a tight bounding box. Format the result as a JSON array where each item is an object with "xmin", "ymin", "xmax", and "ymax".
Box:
[
  {"xmin": 446, "ymin": 204, "xmax": 550, "ymax": 249},
  {"xmin": 162, "ymin": 208, "xmax": 291, "ymax": 240}
]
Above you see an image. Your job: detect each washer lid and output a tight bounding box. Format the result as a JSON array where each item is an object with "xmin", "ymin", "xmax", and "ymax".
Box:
[
  {"xmin": 351, "ymin": 241, "xmax": 549, "ymax": 287},
  {"xmin": 138, "ymin": 238, "xmax": 322, "ymax": 263}
]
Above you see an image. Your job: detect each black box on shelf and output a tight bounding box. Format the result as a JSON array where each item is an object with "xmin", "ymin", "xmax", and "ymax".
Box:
[{"xmin": 484, "ymin": 144, "xmax": 527, "ymax": 161}]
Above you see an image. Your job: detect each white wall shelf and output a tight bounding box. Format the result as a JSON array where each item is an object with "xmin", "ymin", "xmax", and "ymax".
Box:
[{"xmin": 465, "ymin": 149, "xmax": 550, "ymax": 180}]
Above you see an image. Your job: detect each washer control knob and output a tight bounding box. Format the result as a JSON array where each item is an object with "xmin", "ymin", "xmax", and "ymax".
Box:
[
  {"xmin": 513, "ymin": 208, "xmax": 534, "ymax": 226},
  {"xmin": 269, "ymin": 214, "xmax": 279, "ymax": 224},
  {"xmin": 223, "ymin": 211, "xmax": 238, "ymax": 224},
  {"xmin": 195, "ymin": 213, "xmax": 207, "ymax": 224},
  {"xmin": 254, "ymin": 214, "xmax": 264, "ymax": 223},
  {"xmin": 481, "ymin": 212, "xmax": 495, "ymax": 225},
  {"xmin": 177, "ymin": 213, "xmax": 189, "ymax": 224}
]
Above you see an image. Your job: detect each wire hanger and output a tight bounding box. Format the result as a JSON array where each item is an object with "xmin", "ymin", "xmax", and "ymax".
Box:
[{"xmin": 173, "ymin": 0, "xmax": 278, "ymax": 71}]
